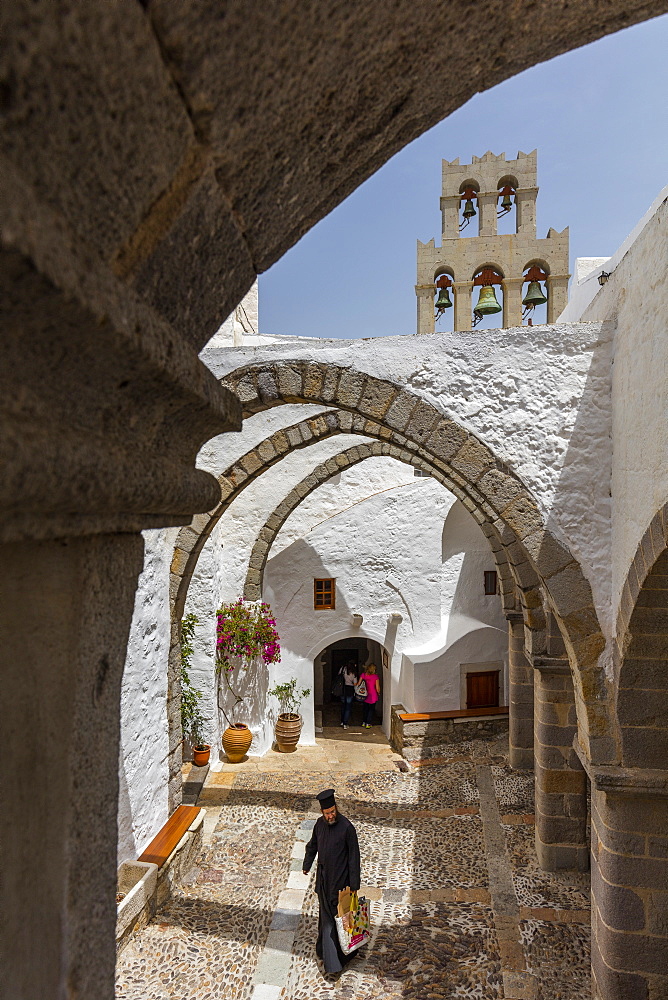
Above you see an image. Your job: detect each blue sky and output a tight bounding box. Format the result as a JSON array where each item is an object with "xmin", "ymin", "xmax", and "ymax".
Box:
[{"xmin": 259, "ymin": 14, "xmax": 667, "ymax": 339}]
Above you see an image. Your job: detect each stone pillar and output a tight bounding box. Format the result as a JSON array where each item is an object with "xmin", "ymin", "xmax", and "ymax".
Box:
[
  {"xmin": 477, "ymin": 192, "xmax": 498, "ymax": 237},
  {"xmin": 590, "ymin": 771, "xmax": 668, "ymax": 1000},
  {"xmin": 416, "ymin": 284, "xmax": 435, "ymax": 334},
  {"xmin": 534, "ymin": 657, "xmax": 589, "ymax": 872},
  {"xmin": 440, "ymin": 195, "xmax": 461, "ymax": 239},
  {"xmin": 507, "ymin": 613, "xmax": 534, "ymax": 770},
  {"xmin": 502, "ymin": 277, "xmax": 524, "ymax": 329},
  {"xmin": 546, "ymin": 274, "xmax": 569, "ymax": 322},
  {"xmin": 516, "ymin": 186, "xmax": 538, "ymax": 236},
  {"xmin": 1, "ymin": 534, "xmax": 144, "ymax": 1000},
  {"xmin": 453, "ymin": 281, "xmax": 472, "ymax": 332}
]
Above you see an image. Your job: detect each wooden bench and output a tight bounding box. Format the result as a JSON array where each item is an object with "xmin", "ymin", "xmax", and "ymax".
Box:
[
  {"xmin": 399, "ymin": 706, "xmax": 509, "ymax": 722},
  {"xmin": 137, "ymin": 805, "xmax": 201, "ymax": 868}
]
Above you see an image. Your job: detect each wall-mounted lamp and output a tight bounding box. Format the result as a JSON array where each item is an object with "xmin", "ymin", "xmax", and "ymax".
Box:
[{"xmin": 598, "ymin": 270, "xmax": 611, "ymax": 286}]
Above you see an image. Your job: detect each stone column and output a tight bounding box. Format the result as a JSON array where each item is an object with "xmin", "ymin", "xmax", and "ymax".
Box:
[
  {"xmin": 590, "ymin": 770, "xmax": 668, "ymax": 1000},
  {"xmin": 416, "ymin": 284, "xmax": 435, "ymax": 334},
  {"xmin": 440, "ymin": 195, "xmax": 461, "ymax": 239},
  {"xmin": 534, "ymin": 657, "xmax": 589, "ymax": 872},
  {"xmin": 1, "ymin": 534, "xmax": 144, "ymax": 1000},
  {"xmin": 546, "ymin": 274, "xmax": 569, "ymax": 322},
  {"xmin": 516, "ymin": 186, "xmax": 538, "ymax": 236},
  {"xmin": 477, "ymin": 192, "xmax": 498, "ymax": 237},
  {"xmin": 453, "ymin": 281, "xmax": 472, "ymax": 332},
  {"xmin": 502, "ymin": 277, "xmax": 524, "ymax": 329},
  {"xmin": 507, "ymin": 613, "xmax": 534, "ymax": 770}
]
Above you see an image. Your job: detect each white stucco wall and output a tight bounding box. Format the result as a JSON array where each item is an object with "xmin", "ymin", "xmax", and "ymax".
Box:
[
  {"xmin": 204, "ymin": 320, "xmax": 614, "ymax": 633},
  {"xmin": 118, "ymin": 526, "xmax": 177, "ymax": 862},
  {"xmin": 569, "ymin": 190, "xmax": 668, "ymax": 626}
]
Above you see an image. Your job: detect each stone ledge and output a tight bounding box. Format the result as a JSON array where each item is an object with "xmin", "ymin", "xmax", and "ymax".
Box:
[{"xmin": 116, "ymin": 811, "xmax": 204, "ymax": 955}]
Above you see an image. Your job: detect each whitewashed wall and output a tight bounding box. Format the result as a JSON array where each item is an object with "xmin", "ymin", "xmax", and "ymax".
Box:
[
  {"xmin": 117, "ymin": 526, "xmax": 178, "ymax": 863},
  {"xmin": 184, "ymin": 452, "xmax": 507, "ymax": 756},
  {"xmin": 205, "ymin": 319, "xmax": 614, "ymax": 633},
  {"xmin": 566, "ymin": 190, "xmax": 668, "ymax": 628}
]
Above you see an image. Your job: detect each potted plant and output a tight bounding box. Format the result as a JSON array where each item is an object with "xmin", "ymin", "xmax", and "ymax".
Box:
[
  {"xmin": 216, "ymin": 599, "xmax": 281, "ymax": 762},
  {"xmin": 268, "ymin": 677, "xmax": 311, "ymax": 752},
  {"xmin": 180, "ymin": 614, "xmax": 211, "ymax": 766}
]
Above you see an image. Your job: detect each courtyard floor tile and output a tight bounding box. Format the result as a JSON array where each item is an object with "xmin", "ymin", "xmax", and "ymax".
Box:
[{"xmin": 116, "ymin": 730, "xmax": 591, "ymax": 999}]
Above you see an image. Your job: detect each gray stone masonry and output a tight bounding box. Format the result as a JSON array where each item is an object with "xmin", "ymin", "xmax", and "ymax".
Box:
[
  {"xmin": 390, "ymin": 704, "xmax": 509, "ymax": 756},
  {"xmin": 589, "ymin": 771, "xmax": 668, "ymax": 1000},
  {"xmin": 534, "ymin": 658, "xmax": 589, "ymax": 873},
  {"xmin": 508, "ymin": 613, "xmax": 534, "ymax": 770}
]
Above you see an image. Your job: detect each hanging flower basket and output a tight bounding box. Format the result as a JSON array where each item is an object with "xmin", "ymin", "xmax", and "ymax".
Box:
[{"xmin": 216, "ymin": 599, "xmax": 281, "ymax": 759}]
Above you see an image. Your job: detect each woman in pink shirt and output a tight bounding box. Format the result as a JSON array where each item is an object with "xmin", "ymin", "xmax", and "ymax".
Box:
[{"xmin": 359, "ymin": 662, "xmax": 381, "ymax": 728}]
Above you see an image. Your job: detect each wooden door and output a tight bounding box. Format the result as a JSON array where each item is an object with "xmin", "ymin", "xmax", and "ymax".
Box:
[{"xmin": 466, "ymin": 670, "xmax": 499, "ymax": 709}]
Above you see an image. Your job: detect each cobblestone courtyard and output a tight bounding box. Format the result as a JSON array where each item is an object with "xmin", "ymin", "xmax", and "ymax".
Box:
[{"xmin": 116, "ymin": 730, "xmax": 591, "ymax": 999}]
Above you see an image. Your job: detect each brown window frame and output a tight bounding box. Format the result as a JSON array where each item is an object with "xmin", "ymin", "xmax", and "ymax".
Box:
[
  {"xmin": 314, "ymin": 578, "xmax": 336, "ymax": 610},
  {"xmin": 484, "ymin": 570, "xmax": 498, "ymax": 596}
]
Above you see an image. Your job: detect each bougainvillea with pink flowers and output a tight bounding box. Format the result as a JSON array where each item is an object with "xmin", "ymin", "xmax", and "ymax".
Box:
[{"xmin": 215, "ymin": 599, "xmax": 281, "ymax": 725}]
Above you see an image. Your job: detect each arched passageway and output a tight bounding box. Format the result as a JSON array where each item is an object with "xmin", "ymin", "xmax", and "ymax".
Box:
[
  {"xmin": 4, "ymin": 5, "xmax": 665, "ymax": 997},
  {"xmin": 315, "ymin": 636, "xmax": 386, "ymax": 730},
  {"xmin": 587, "ymin": 506, "xmax": 668, "ymax": 999}
]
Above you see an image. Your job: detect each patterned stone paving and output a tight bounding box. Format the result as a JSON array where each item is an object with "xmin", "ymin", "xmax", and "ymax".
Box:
[{"xmin": 115, "ymin": 731, "xmax": 592, "ymax": 999}]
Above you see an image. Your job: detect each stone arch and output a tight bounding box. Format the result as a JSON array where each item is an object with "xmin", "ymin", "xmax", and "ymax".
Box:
[
  {"xmin": 167, "ymin": 406, "xmax": 542, "ymax": 799},
  {"xmin": 222, "ymin": 359, "xmax": 608, "ymax": 758},
  {"xmin": 615, "ymin": 502, "xmax": 668, "ymax": 767},
  {"xmin": 244, "ymin": 439, "xmax": 509, "ymax": 600}
]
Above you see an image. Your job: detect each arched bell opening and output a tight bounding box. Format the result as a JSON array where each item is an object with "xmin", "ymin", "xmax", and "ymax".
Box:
[
  {"xmin": 496, "ymin": 174, "xmax": 519, "ymax": 236},
  {"xmin": 521, "ymin": 261, "xmax": 550, "ymax": 326},
  {"xmin": 434, "ymin": 267, "xmax": 455, "ymax": 332},
  {"xmin": 472, "ymin": 266, "xmax": 504, "ymax": 330},
  {"xmin": 458, "ymin": 179, "xmax": 480, "ymax": 236}
]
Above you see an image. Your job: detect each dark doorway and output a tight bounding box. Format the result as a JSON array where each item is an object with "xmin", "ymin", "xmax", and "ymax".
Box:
[
  {"xmin": 315, "ymin": 637, "xmax": 385, "ymax": 729},
  {"xmin": 466, "ymin": 670, "xmax": 500, "ymax": 709},
  {"xmin": 329, "ymin": 648, "xmax": 359, "ymax": 698}
]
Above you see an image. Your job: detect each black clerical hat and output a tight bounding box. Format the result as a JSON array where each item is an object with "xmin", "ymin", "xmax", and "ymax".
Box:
[{"xmin": 316, "ymin": 788, "xmax": 336, "ymax": 809}]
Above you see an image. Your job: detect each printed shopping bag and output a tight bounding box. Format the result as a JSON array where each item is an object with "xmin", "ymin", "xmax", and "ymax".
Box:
[
  {"xmin": 335, "ymin": 892, "xmax": 371, "ymax": 955},
  {"xmin": 354, "ymin": 678, "xmax": 367, "ymax": 701}
]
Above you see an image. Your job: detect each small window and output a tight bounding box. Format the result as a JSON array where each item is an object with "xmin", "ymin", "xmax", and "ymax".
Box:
[
  {"xmin": 484, "ymin": 570, "xmax": 498, "ymax": 595},
  {"xmin": 314, "ymin": 578, "xmax": 335, "ymax": 610}
]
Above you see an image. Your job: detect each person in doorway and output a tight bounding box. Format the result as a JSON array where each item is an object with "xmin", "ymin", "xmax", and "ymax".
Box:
[
  {"xmin": 339, "ymin": 660, "xmax": 358, "ymax": 729},
  {"xmin": 359, "ymin": 662, "xmax": 380, "ymax": 727},
  {"xmin": 303, "ymin": 788, "xmax": 361, "ymax": 975}
]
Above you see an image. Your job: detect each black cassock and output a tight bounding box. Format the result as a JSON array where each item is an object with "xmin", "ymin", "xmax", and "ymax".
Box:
[{"xmin": 303, "ymin": 812, "xmax": 361, "ymax": 973}]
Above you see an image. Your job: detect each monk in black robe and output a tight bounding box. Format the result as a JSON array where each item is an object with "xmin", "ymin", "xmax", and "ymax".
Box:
[{"xmin": 302, "ymin": 788, "xmax": 361, "ymax": 974}]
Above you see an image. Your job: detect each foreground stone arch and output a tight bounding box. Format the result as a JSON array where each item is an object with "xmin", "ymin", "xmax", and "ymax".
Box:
[{"xmin": 223, "ymin": 360, "xmax": 609, "ymax": 761}]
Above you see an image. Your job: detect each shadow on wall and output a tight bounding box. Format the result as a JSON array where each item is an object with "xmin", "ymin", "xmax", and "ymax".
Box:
[{"xmin": 217, "ymin": 649, "xmax": 270, "ymax": 753}]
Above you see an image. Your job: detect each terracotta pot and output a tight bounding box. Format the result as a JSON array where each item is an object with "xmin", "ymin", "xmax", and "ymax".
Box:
[
  {"xmin": 222, "ymin": 723, "xmax": 252, "ymax": 762},
  {"xmin": 192, "ymin": 744, "xmax": 211, "ymax": 767},
  {"xmin": 275, "ymin": 713, "xmax": 303, "ymax": 753}
]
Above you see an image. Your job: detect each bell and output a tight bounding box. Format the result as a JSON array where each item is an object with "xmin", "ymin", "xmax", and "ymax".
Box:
[
  {"xmin": 500, "ymin": 190, "xmax": 513, "ymax": 212},
  {"xmin": 435, "ymin": 287, "xmax": 452, "ymax": 310},
  {"xmin": 462, "ymin": 198, "xmax": 476, "ymax": 219},
  {"xmin": 474, "ymin": 284, "xmax": 502, "ymax": 315},
  {"xmin": 522, "ymin": 280, "xmax": 547, "ymax": 308}
]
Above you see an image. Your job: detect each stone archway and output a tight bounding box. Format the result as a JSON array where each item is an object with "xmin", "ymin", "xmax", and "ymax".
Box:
[
  {"xmin": 167, "ymin": 409, "xmax": 531, "ymax": 805},
  {"xmin": 588, "ymin": 503, "xmax": 668, "ymax": 1000},
  {"xmin": 222, "ymin": 360, "xmax": 608, "ymax": 760}
]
